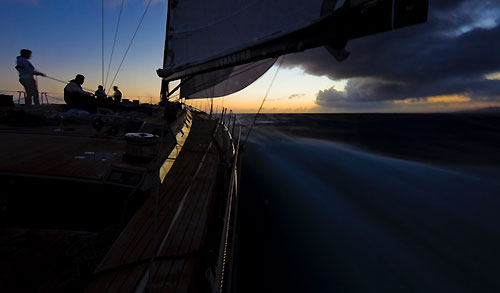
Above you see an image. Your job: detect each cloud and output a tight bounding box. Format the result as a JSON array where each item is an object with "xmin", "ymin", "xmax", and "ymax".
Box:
[
  {"xmin": 283, "ymin": 0, "xmax": 500, "ymax": 111},
  {"xmin": 316, "ymin": 76, "xmax": 500, "ymax": 111},
  {"xmin": 485, "ymin": 72, "xmax": 500, "ymax": 80},
  {"xmin": 288, "ymin": 93, "xmax": 306, "ymax": 99},
  {"xmin": 394, "ymin": 95, "xmax": 471, "ymax": 104}
]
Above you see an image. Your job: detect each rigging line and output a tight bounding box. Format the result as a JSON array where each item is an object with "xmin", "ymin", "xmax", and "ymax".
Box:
[
  {"xmin": 102, "ymin": 0, "xmax": 104, "ymax": 87},
  {"xmin": 109, "ymin": 0, "xmax": 154, "ymax": 92},
  {"xmin": 104, "ymin": 0, "xmax": 125, "ymax": 91},
  {"xmin": 43, "ymin": 75, "xmax": 94, "ymax": 92},
  {"xmin": 243, "ymin": 56, "xmax": 285, "ymax": 146},
  {"xmin": 165, "ymin": 76, "xmax": 192, "ymax": 99}
]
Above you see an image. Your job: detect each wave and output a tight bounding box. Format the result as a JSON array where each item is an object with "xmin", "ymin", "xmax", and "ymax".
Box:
[{"xmin": 237, "ymin": 129, "xmax": 500, "ymax": 292}]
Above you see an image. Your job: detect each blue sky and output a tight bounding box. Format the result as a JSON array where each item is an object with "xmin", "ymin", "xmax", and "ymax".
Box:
[
  {"xmin": 0, "ymin": 0, "xmax": 342, "ymax": 112},
  {"xmin": 1, "ymin": 0, "xmax": 499, "ymax": 113},
  {"xmin": 0, "ymin": 0, "xmax": 168, "ymax": 102}
]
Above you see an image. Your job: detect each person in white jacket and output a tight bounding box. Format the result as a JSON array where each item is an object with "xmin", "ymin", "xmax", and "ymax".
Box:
[{"xmin": 15, "ymin": 49, "xmax": 45, "ymax": 105}]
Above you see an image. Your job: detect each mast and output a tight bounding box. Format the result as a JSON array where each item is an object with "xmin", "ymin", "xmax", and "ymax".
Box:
[{"xmin": 160, "ymin": 0, "xmax": 172, "ymax": 104}]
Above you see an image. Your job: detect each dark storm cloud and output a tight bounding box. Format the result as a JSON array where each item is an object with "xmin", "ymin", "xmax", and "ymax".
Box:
[
  {"xmin": 316, "ymin": 78, "xmax": 500, "ymax": 110},
  {"xmin": 283, "ymin": 0, "xmax": 500, "ymax": 109}
]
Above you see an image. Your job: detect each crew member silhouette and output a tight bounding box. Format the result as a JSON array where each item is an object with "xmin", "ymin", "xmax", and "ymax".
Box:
[
  {"xmin": 112, "ymin": 86, "xmax": 122, "ymax": 104},
  {"xmin": 64, "ymin": 74, "xmax": 94, "ymax": 109},
  {"xmin": 15, "ymin": 49, "xmax": 45, "ymax": 105},
  {"xmin": 94, "ymin": 85, "xmax": 106, "ymax": 100}
]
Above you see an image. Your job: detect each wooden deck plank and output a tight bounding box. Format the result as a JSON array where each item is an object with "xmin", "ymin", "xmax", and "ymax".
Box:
[
  {"xmin": 158, "ymin": 168, "xmax": 208, "ymax": 256},
  {"xmin": 0, "ymin": 133, "xmax": 125, "ymax": 180},
  {"xmin": 158, "ymin": 133, "xmax": 222, "ymax": 292},
  {"xmin": 86, "ymin": 115, "xmax": 221, "ymax": 291},
  {"xmin": 95, "ymin": 119, "xmax": 213, "ymax": 272},
  {"xmin": 157, "ymin": 181, "xmax": 214, "ymax": 293},
  {"xmin": 103, "ymin": 267, "xmax": 135, "ymax": 292},
  {"xmin": 150, "ymin": 157, "xmax": 218, "ymax": 291},
  {"xmin": 116, "ymin": 179, "xmax": 185, "ymax": 266},
  {"xmin": 98, "ymin": 161, "xmax": 190, "ymax": 270},
  {"xmin": 112, "ymin": 264, "xmax": 148, "ymax": 292},
  {"xmin": 163, "ymin": 259, "xmax": 187, "ymax": 292},
  {"xmin": 184, "ymin": 173, "xmax": 214, "ymax": 255},
  {"xmin": 187, "ymin": 138, "xmax": 225, "ymax": 253},
  {"xmin": 177, "ymin": 257, "xmax": 201, "ymax": 293},
  {"xmin": 162, "ymin": 151, "xmax": 219, "ymax": 257},
  {"xmin": 114, "ymin": 119, "xmax": 213, "ymax": 265},
  {"xmin": 151, "ymin": 260, "xmax": 176, "ymax": 292}
]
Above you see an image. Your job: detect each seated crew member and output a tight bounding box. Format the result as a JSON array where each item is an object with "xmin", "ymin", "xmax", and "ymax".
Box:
[
  {"xmin": 112, "ymin": 86, "xmax": 122, "ymax": 104},
  {"xmin": 94, "ymin": 85, "xmax": 110, "ymax": 107},
  {"xmin": 64, "ymin": 74, "xmax": 94, "ymax": 109},
  {"xmin": 94, "ymin": 85, "xmax": 106, "ymax": 99}
]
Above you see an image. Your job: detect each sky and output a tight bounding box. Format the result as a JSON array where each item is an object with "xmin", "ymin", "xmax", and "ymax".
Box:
[{"xmin": 0, "ymin": 0, "xmax": 499, "ymax": 113}]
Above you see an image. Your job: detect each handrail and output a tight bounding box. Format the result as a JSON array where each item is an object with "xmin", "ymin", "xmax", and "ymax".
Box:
[{"xmin": 214, "ymin": 110, "xmax": 242, "ymax": 293}]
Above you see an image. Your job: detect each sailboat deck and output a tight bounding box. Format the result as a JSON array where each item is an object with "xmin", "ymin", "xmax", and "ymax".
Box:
[
  {"xmin": 85, "ymin": 113, "xmax": 226, "ymax": 292},
  {"xmin": 0, "ymin": 105, "xmax": 181, "ymax": 181},
  {"xmin": 0, "ymin": 132, "xmax": 125, "ymax": 180}
]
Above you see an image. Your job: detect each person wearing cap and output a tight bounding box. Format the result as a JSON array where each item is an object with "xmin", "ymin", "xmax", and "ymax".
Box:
[{"xmin": 15, "ymin": 49, "xmax": 45, "ymax": 105}]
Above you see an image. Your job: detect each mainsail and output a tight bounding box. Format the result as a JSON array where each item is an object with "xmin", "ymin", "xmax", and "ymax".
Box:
[
  {"xmin": 159, "ymin": 0, "xmax": 428, "ymax": 98},
  {"xmin": 180, "ymin": 59, "xmax": 276, "ymax": 99}
]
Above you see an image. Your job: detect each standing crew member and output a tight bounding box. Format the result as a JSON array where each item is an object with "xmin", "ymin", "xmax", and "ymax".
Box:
[{"xmin": 15, "ymin": 49, "xmax": 45, "ymax": 105}]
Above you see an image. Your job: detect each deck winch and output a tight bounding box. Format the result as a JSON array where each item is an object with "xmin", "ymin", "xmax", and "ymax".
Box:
[{"xmin": 124, "ymin": 132, "xmax": 160, "ymax": 160}]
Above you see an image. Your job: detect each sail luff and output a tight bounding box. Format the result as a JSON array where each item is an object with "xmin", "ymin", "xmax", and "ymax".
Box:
[{"xmin": 160, "ymin": 0, "xmax": 173, "ymax": 102}]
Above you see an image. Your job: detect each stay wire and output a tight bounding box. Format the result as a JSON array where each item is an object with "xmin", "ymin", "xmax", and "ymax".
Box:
[
  {"xmin": 109, "ymin": 0, "xmax": 154, "ymax": 92},
  {"xmin": 243, "ymin": 56, "xmax": 285, "ymax": 146},
  {"xmin": 104, "ymin": 0, "xmax": 125, "ymax": 92},
  {"xmin": 102, "ymin": 0, "xmax": 104, "ymax": 87}
]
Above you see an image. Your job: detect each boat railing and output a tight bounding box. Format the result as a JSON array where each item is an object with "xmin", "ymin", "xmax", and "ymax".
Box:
[
  {"xmin": 39, "ymin": 92, "xmax": 50, "ymax": 104},
  {"xmin": 17, "ymin": 91, "xmax": 25, "ymax": 104},
  {"xmin": 1, "ymin": 89, "xmax": 159, "ymax": 106},
  {"xmin": 213, "ymin": 109, "xmax": 242, "ymax": 293},
  {"xmin": 0, "ymin": 90, "xmax": 52, "ymax": 105},
  {"xmin": 183, "ymin": 100, "xmax": 242, "ymax": 292}
]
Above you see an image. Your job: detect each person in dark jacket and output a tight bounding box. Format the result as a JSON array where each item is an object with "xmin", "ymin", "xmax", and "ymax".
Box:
[
  {"xmin": 64, "ymin": 74, "xmax": 94, "ymax": 109},
  {"xmin": 112, "ymin": 86, "xmax": 122, "ymax": 104},
  {"xmin": 94, "ymin": 85, "xmax": 106, "ymax": 100}
]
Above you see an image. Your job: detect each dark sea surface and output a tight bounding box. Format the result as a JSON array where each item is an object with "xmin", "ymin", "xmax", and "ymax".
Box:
[{"xmin": 233, "ymin": 113, "xmax": 500, "ymax": 293}]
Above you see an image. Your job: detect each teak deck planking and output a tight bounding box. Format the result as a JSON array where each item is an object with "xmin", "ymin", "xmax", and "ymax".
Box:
[
  {"xmin": 85, "ymin": 114, "xmax": 224, "ymax": 292},
  {"xmin": 0, "ymin": 107, "xmax": 184, "ymax": 182}
]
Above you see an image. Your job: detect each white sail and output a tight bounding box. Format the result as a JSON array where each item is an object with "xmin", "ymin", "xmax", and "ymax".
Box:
[
  {"xmin": 180, "ymin": 59, "xmax": 276, "ymax": 99},
  {"xmin": 158, "ymin": 0, "xmax": 428, "ymax": 82},
  {"xmin": 159, "ymin": 0, "xmax": 341, "ymax": 80}
]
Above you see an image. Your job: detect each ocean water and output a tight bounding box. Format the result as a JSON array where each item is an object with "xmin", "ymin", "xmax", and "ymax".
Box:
[{"xmin": 233, "ymin": 114, "xmax": 500, "ymax": 293}]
